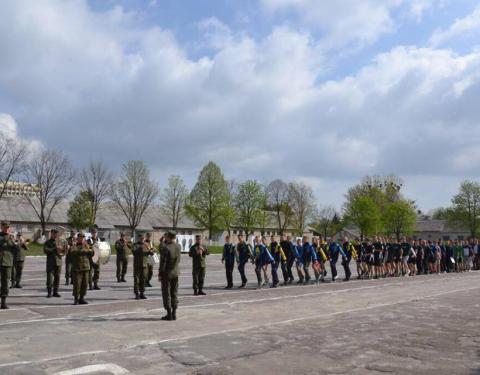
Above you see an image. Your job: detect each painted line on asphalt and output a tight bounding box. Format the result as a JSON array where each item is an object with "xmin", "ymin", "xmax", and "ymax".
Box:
[
  {"xmin": 53, "ymin": 364, "xmax": 130, "ymax": 375},
  {"xmin": 0, "ymin": 276, "xmax": 477, "ymax": 327},
  {"xmin": 1, "ymin": 285, "xmax": 478, "ymax": 369}
]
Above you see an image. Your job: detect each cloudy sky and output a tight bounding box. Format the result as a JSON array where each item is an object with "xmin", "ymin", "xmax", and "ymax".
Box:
[{"xmin": 0, "ymin": 0, "xmax": 479, "ymax": 212}]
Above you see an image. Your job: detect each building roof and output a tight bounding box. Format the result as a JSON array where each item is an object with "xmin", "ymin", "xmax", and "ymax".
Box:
[
  {"xmin": 0, "ymin": 196, "xmax": 199, "ymax": 230},
  {"xmin": 415, "ymin": 220, "xmax": 446, "ymax": 232}
]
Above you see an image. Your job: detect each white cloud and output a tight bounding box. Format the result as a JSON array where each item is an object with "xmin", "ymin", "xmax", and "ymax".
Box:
[
  {"xmin": 0, "ymin": 113, "xmax": 18, "ymax": 138},
  {"xmin": 430, "ymin": 5, "xmax": 480, "ymax": 46},
  {"xmin": 0, "ymin": 1, "xmax": 479, "ymax": 210},
  {"xmin": 261, "ymin": 0, "xmax": 402, "ymax": 49}
]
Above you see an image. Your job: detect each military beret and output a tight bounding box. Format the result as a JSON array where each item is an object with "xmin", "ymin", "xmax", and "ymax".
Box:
[
  {"xmin": 166, "ymin": 230, "xmax": 177, "ymax": 237},
  {"xmin": 1, "ymin": 221, "xmax": 10, "ymax": 227},
  {"xmin": 119, "ymin": 232, "xmax": 125, "ymax": 236},
  {"xmin": 51, "ymin": 228, "xmax": 59, "ymax": 233}
]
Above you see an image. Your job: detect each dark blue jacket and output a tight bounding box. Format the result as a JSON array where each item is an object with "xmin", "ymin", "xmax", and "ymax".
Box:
[
  {"xmin": 329, "ymin": 242, "xmax": 346, "ymax": 263},
  {"xmin": 222, "ymin": 243, "xmax": 236, "ymax": 266},
  {"xmin": 302, "ymin": 242, "xmax": 317, "ymax": 263}
]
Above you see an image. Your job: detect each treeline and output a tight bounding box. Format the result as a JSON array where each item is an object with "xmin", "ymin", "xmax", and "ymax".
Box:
[
  {"xmin": 1, "ymin": 135, "xmax": 477, "ymax": 239},
  {"xmin": 431, "ymin": 180, "xmax": 480, "ymax": 238}
]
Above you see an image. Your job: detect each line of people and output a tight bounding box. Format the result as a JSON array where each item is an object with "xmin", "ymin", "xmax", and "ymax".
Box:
[{"xmin": 220, "ymin": 234, "xmax": 480, "ymax": 289}]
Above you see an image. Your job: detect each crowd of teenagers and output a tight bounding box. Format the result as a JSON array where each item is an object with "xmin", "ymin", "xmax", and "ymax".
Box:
[{"xmin": 220, "ymin": 234, "xmax": 480, "ymax": 289}]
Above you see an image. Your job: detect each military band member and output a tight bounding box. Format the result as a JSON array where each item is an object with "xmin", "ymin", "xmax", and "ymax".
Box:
[
  {"xmin": 70, "ymin": 232, "xmax": 93, "ymax": 305},
  {"xmin": 222, "ymin": 235, "xmax": 235, "ymax": 289},
  {"xmin": 144, "ymin": 232, "xmax": 155, "ymax": 287},
  {"xmin": 159, "ymin": 231, "xmax": 181, "ymax": 321},
  {"xmin": 115, "ymin": 232, "xmax": 129, "ymax": 282},
  {"xmin": 0, "ymin": 221, "xmax": 15, "ymax": 309},
  {"xmin": 64, "ymin": 231, "xmax": 76, "ymax": 285},
  {"xmin": 189, "ymin": 234, "xmax": 209, "ymax": 295},
  {"xmin": 44, "ymin": 229, "xmax": 64, "ymax": 298},
  {"xmin": 132, "ymin": 233, "xmax": 153, "ymax": 300},
  {"xmin": 87, "ymin": 228, "xmax": 101, "ymax": 290},
  {"xmin": 11, "ymin": 232, "xmax": 27, "ymax": 288}
]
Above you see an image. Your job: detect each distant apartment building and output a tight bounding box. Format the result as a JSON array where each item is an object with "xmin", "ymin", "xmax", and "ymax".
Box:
[{"xmin": 0, "ymin": 181, "xmax": 40, "ymax": 198}]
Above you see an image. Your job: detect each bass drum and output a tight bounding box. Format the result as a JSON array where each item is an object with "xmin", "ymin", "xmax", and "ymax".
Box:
[{"xmin": 92, "ymin": 241, "xmax": 111, "ymax": 265}]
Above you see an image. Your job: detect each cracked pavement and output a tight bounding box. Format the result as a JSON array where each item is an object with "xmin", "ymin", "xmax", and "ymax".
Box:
[{"xmin": 1, "ymin": 255, "xmax": 479, "ymax": 374}]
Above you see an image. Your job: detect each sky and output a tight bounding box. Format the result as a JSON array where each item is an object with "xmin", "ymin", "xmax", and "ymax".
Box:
[{"xmin": 0, "ymin": 0, "xmax": 479, "ymax": 213}]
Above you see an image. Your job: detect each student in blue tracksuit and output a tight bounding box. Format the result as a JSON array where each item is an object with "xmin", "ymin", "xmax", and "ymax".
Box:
[
  {"xmin": 221, "ymin": 236, "xmax": 236, "ymax": 289},
  {"xmin": 329, "ymin": 239, "xmax": 347, "ymax": 282},
  {"xmin": 302, "ymin": 236, "xmax": 317, "ymax": 285},
  {"xmin": 294, "ymin": 238, "xmax": 304, "ymax": 284},
  {"xmin": 270, "ymin": 235, "xmax": 287, "ymax": 287},
  {"xmin": 252, "ymin": 236, "xmax": 264, "ymax": 289},
  {"xmin": 280, "ymin": 235, "xmax": 295, "ymax": 284},
  {"xmin": 235, "ymin": 234, "xmax": 251, "ymax": 288},
  {"xmin": 261, "ymin": 236, "xmax": 274, "ymax": 286}
]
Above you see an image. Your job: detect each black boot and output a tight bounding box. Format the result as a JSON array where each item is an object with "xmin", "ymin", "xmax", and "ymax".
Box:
[
  {"xmin": 47, "ymin": 287, "xmax": 52, "ymax": 298},
  {"xmin": 89, "ymin": 282, "xmax": 93, "ymax": 290},
  {"xmin": 193, "ymin": 289, "xmax": 198, "ymax": 296},
  {"xmin": 161, "ymin": 309, "xmax": 172, "ymax": 321},
  {"xmin": 135, "ymin": 292, "xmax": 140, "ymax": 300},
  {"xmin": 198, "ymin": 289, "xmax": 206, "ymax": 296},
  {"xmin": 93, "ymin": 282, "xmax": 101, "ymax": 290},
  {"xmin": 117, "ymin": 277, "xmax": 121, "ymax": 283},
  {"xmin": 121, "ymin": 277, "xmax": 127, "ymax": 282},
  {"xmin": 1, "ymin": 297, "xmax": 8, "ymax": 310},
  {"xmin": 53, "ymin": 289, "xmax": 61, "ymax": 297},
  {"xmin": 73, "ymin": 297, "xmax": 78, "ymax": 305},
  {"xmin": 78, "ymin": 297, "xmax": 88, "ymax": 305},
  {"xmin": 15, "ymin": 283, "xmax": 22, "ymax": 289},
  {"xmin": 139, "ymin": 292, "xmax": 147, "ymax": 299},
  {"xmin": 65, "ymin": 278, "xmax": 69, "ymax": 286},
  {"xmin": 172, "ymin": 308, "xmax": 177, "ymax": 321}
]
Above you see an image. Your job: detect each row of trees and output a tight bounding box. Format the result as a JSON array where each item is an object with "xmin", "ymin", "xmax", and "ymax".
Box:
[
  {"xmin": 3, "ymin": 131, "xmax": 478, "ymax": 240},
  {"xmin": 342, "ymin": 175, "xmax": 417, "ymax": 240},
  {"xmin": 432, "ymin": 180, "xmax": 480, "ymax": 238},
  {"xmin": 185, "ymin": 162, "xmax": 318, "ymax": 239}
]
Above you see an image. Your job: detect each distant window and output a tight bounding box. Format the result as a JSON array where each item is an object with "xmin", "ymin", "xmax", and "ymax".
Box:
[
  {"xmin": 442, "ymin": 236, "xmax": 450, "ymax": 241},
  {"xmin": 458, "ymin": 236, "xmax": 464, "ymax": 241},
  {"xmin": 27, "ymin": 225, "xmax": 34, "ymax": 232}
]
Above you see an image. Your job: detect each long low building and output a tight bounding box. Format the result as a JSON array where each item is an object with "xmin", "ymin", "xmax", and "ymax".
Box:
[
  {"xmin": 0, "ymin": 196, "xmax": 203, "ymax": 245},
  {"xmin": 0, "ymin": 196, "xmax": 314, "ymax": 246}
]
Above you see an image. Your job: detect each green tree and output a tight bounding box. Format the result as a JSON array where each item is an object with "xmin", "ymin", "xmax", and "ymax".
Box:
[
  {"xmin": 450, "ymin": 180, "xmax": 480, "ymax": 238},
  {"xmin": 344, "ymin": 195, "xmax": 381, "ymax": 239},
  {"xmin": 234, "ymin": 180, "xmax": 264, "ymax": 240},
  {"xmin": 67, "ymin": 191, "xmax": 93, "ymax": 230},
  {"xmin": 383, "ymin": 199, "xmax": 417, "ymax": 240},
  {"xmin": 186, "ymin": 161, "xmax": 228, "ymax": 240}
]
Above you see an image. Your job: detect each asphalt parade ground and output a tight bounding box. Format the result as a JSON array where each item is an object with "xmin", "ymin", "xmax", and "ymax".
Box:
[{"xmin": 1, "ymin": 255, "xmax": 479, "ymax": 375}]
